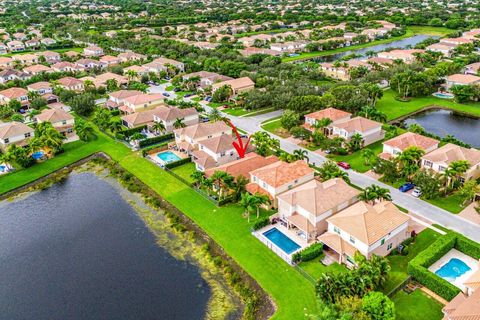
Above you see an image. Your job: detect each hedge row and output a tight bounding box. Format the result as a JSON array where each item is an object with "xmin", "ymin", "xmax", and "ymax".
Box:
[
  {"xmin": 139, "ymin": 133, "xmax": 174, "ymax": 148},
  {"xmin": 141, "ymin": 143, "xmax": 169, "ymax": 157},
  {"xmin": 292, "ymin": 242, "xmax": 324, "ymax": 263},
  {"xmin": 456, "ymin": 234, "xmax": 480, "ymax": 259},
  {"xmin": 119, "ymin": 125, "xmax": 147, "ymax": 138},
  {"xmin": 165, "ymin": 157, "xmax": 191, "ymax": 169},
  {"xmin": 252, "ymin": 217, "xmax": 269, "ymax": 231},
  {"xmin": 407, "ymin": 232, "xmax": 464, "ymax": 301}
]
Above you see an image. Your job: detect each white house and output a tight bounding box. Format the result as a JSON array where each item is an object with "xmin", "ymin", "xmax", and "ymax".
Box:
[
  {"xmin": 380, "ymin": 132, "xmax": 439, "ymax": 160},
  {"xmin": 0, "ymin": 121, "xmax": 34, "ymax": 151},
  {"xmin": 331, "ymin": 116, "xmax": 384, "ymax": 146}
]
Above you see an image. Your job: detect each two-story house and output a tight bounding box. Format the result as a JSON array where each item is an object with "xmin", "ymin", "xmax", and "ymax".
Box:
[
  {"xmin": 35, "ymin": 109, "xmax": 75, "ymax": 138},
  {"xmin": 331, "ymin": 116, "xmax": 385, "ymax": 146},
  {"xmin": 211, "ymin": 77, "xmax": 255, "ymax": 97},
  {"xmin": 421, "ymin": 143, "xmax": 480, "ymax": 182},
  {"xmin": 0, "ymin": 121, "xmax": 35, "ymax": 151},
  {"xmin": 246, "ymin": 160, "xmax": 315, "ymax": 206},
  {"xmin": 303, "ymin": 107, "xmax": 352, "ymax": 134},
  {"xmin": 105, "ymin": 90, "xmax": 143, "ymax": 110},
  {"xmin": 204, "ymin": 152, "xmax": 279, "ymax": 180},
  {"xmin": 56, "ymin": 77, "xmax": 84, "ymax": 92},
  {"xmin": 120, "ymin": 93, "xmax": 165, "ymax": 114},
  {"xmin": 277, "ymin": 178, "xmax": 360, "ymax": 242},
  {"xmin": 0, "ymin": 87, "xmax": 29, "ymax": 106},
  {"xmin": 445, "ymin": 74, "xmax": 480, "ymax": 91},
  {"xmin": 150, "ymin": 106, "xmax": 198, "ymax": 133},
  {"xmin": 27, "ymin": 81, "xmax": 53, "ymax": 95},
  {"xmin": 174, "ymin": 121, "xmax": 232, "ymax": 154},
  {"xmin": 380, "ymin": 132, "xmax": 439, "ymax": 160},
  {"xmin": 83, "ymin": 46, "xmax": 104, "ymax": 57},
  {"xmin": 318, "ymin": 201, "xmax": 410, "ymax": 266},
  {"xmin": 182, "ymin": 71, "xmax": 233, "ymax": 90}
]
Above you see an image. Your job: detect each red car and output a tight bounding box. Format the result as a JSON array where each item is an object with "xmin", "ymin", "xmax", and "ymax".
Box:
[{"xmin": 337, "ymin": 161, "xmax": 351, "ymax": 170}]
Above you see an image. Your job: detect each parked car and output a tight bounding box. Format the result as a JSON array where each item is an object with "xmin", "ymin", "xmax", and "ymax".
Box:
[
  {"xmin": 337, "ymin": 162, "xmax": 351, "ymax": 170},
  {"xmin": 204, "ymin": 96, "xmax": 212, "ymax": 102},
  {"xmin": 162, "ymin": 92, "xmax": 170, "ymax": 97},
  {"xmin": 173, "ymin": 87, "xmax": 181, "ymax": 92},
  {"xmin": 154, "ymin": 82, "xmax": 160, "ymax": 86},
  {"xmin": 184, "ymin": 93, "xmax": 194, "ymax": 98},
  {"xmin": 201, "ymin": 117, "xmax": 209, "ymax": 123},
  {"xmin": 399, "ymin": 182, "xmax": 415, "ymax": 193},
  {"xmin": 412, "ymin": 187, "xmax": 422, "ymax": 197}
]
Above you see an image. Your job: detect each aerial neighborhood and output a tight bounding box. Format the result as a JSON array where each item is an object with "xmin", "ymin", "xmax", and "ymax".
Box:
[{"xmin": 2, "ymin": 0, "xmax": 480, "ymax": 319}]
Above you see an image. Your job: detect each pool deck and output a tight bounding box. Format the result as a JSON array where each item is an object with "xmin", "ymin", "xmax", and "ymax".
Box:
[
  {"xmin": 149, "ymin": 150, "xmax": 187, "ymax": 166},
  {"xmin": 428, "ymin": 248, "xmax": 479, "ymax": 291},
  {"xmin": 253, "ymin": 224, "xmax": 310, "ymax": 265}
]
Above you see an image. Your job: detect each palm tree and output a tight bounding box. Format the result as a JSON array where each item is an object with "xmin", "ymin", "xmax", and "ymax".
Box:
[
  {"xmin": 130, "ymin": 132, "xmax": 145, "ymax": 147},
  {"xmin": 126, "ymin": 70, "xmax": 138, "ymax": 83},
  {"xmin": 83, "ymin": 79, "xmax": 95, "ymax": 91},
  {"xmin": 445, "ymin": 160, "xmax": 470, "ymax": 189},
  {"xmin": 359, "ymin": 184, "xmax": 392, "ymax": 204},
  {"xmin": 208, "ymin": 108, "xmax": 224, "ymax": 122},
  {"xmin": 312, "ymin": 117, "xmax": 333, "ymax": 135},
  {"xmin": 232, "ymin": 175, "xmax": 248, "ymax": 202},
  {"xmin": 74, "ymin": 119, "xmax": 94, "ymax": 141},
  {"xmin": 190, "ymin": 171, "xmax": 206, "ymax": 187},
  {"xmin": 252, "ymin": 193, "xmax": 270, "ymax": 218},
  {"xmin": 210, "ymin": 171, "xmax": 234, "ymax": 199},
  {"xmin": 293, "ymin": 149, "xmax": 309, "ymax": 162},
  {"xmin": 361, "ymin": 148, "xmax": 375, "ymax": 166},
  {"xmin": 173, "ymin": 118, "xmax": 186, "ymax": 129},
  {"xmin": 108, "ymin": 119, "xmax": 123, "ymax": 133},
  {"xmin": 151, "ymin": 121, "xmax": 166, "ymax": 135},
  {"xmin": 240, "ymin": 193, "xmax": 257, "ymax": 223},
  {"xmin": 317, "ymin": 161, "xmax": 350, "ymax": 183},
  {"xmin": 397, "ymin": 146, "xmax": 425, "ymax": 179},
  {"xmin": 348, "ymin": 133, "xmax": 364, "ymax": 152}
]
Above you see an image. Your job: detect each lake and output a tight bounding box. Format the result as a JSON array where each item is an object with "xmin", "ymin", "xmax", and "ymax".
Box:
[
  {"xmin": 309, "ymin": 34, "xmax": 437, "ymax": 62},
  {"xmin": 0, "ymin": 172, "xmax": 211, "ymax": 320},
  {"xmin": 402, "ymin": 109, "xmax": 480, "ymax": 147}
]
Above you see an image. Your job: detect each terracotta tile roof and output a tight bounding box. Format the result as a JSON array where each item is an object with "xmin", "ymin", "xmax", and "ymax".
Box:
[
  {"xmin": 466, "ymin": 62, "xmax": 480, "ymax": 72},
  {"xmin": 278, "ymin": 178, "xmax": 359, "ymax": 217},
  {"xmin": 174, "ymin": 121, "xmax": 231, "ymax": 140},
  {"xmin": 327, "ymin": 201, "xmax": 410, "ymax": 245},
  {"xmin": 464, "ymin": 262, "xmax": 480, "ymax": 291},
  {"xmin": 0, "ymin": 121, "xmax": 33, "ymax": 139},
  {"xmin": 191, "ymin": 150, "xmax": 216, "ymax": 169},
  {"xmin": 57, "ymin": 77, "xmax": 83, "ymax": 87},
  {"xmin": 447, "ymin": 74, "xmax": 480, "ymax": 85},
  {"xmin": 422, "ymin": 143, "xmax": 480, "ymax": 167},
  {"xmin": 204, "ymin": 152, "xmax": 278, "ymax": 179},
  {"xmin": 123, "ymin": 93, "xmax": 164, "ymax": 105},
  {"xmin": 199, "ymin": 134, "xmax": 241, "ymax": 153},
  {"xmin": 211, "ymin": 77, "xmax": 254, "ymax": 91},
  {"xmin": 0, "ymin": 87, "xmax": 28, "ymax": 99},
  {"xmin": 121, "ymin": 109, "xmax": 156, "ymax": 127},
  {"xmin": 36, "ymin": 108, "xmax": 73, "ymax": 123},
  {"xmin": 27, "ymin": 81, "xmax": 52, "ymax": 91},
  {"xmin": 249, "ymin": 160, "xmax": 314, "ymax": 188},
  {"xmin": 304, "ymin": 107, "xmax": 351, "ymax": 122},
  {"xmin": 317, "ymin": 232, "xmax": 358, "ymax": 258},
  {"xmin": 333, "ymin": 116, "xmax": 382, "ymax": 133},
  {"xmin": 383, "ymin": 132, "xmax": 439, "ymax": 152},
  {"xmin": 94, "ymin": 72, "xmax": 127, "ymax": 86},
  {"xmin": 183, "ymin": 71, "xmax": 233, "ymax": 83},
  {"xmin": 443, "ymin": 290, "xmax": 480, "ymax": 320},
  {"xmin": 109, "ymin": 90, "xmax": 143, "ymax": 100},
  {"xmin": 245, "ymin": 182, "xmax": 273, "ymax": 200},
  {"xmin": 287, "ymin": 213, "xmax": 315, "ymax": 233},
  {"xmin": 152, "ymin": 106, "xmax": 198, "ymax": 122},
  {"xmin": 23, "ymin": 64, "xmax": 52, "ymax": 73}
]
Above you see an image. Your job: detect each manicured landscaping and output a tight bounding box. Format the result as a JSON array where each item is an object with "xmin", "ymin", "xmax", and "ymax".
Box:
[
  {"xmin": 169, "ymin": 162, "xmax": 197, "ymax": 184},
  {"xmin": 0, "ymin": 127, "xmax": 318, "ymax": 319},
  {"xmin": 327, "ymin": 140, "xmax": 384, "ymax": 173},
  {"xmin": 425, "ymin": 193, "xmax": 467, "ymax": 214},
  {"xmin": 377, "ymin": 90, "xmax": 480, "ymax": 121},
  {"xmin": 392, "ymin": 289, "xmax": 444, "ymax": 320},
  {"xmin": 261, "ymin": 117, "xmax": 290, "ymax": 138},
  {"xmin": 382, "ymin": 228, "xmax": 441, "ymax": 294},
  {"xmin": 407, "ymin": 25, "xmax": 456, "ymax": 36},
  {"xmin": 298, "ymin": 259, "xmax": 348, "ymax": 280}
]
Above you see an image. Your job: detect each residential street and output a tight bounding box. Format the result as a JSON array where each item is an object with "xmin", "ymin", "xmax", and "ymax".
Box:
[{"xmin": 222, "ymin": 109, "xmax": 480, "ymax": 241}]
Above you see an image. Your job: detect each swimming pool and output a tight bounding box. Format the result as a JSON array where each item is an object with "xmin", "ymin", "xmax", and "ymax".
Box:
[
  {"xmin": 435, "ymin": 258, "xmax": 471, "ymax": 281},
  {"xmin": 157, "ymin": 151, "xmax": 181, "ymax": 164},
  {"xmin": 31, "ymin": 151, "xmax": 45, "ymax": 160},
  {"xmin": 0, "ymin": 165, "xmax": 6, "ymax": 172},
  {"xmin": 263, "ymin": 227, "xmax": 301, "ymax": 254},
  {"xmin": 432, "ymin": 92, "xmax": 454, "ymax": 99}
]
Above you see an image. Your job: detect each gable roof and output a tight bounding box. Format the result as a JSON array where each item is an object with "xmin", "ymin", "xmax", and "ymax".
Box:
[
  {"xmin": 0, "ymin": 121, "xmax": 33, "ymax": 139},
  {"xmin": 36, "ymin": 108, "xmax": 73, "ymax": 123},
  {"xmin": 0, "ymin": 87, "xmax": 28, "ymax": 99},
  {"xmin": 327, "ymin": 201, "xmax": 409, "ymax": 245},
  {"xmin": 174, "ymin": 121, "xmax": 231, "ymax": 140},
  {"xmin": 422, "ymin": 143, "xmax": 480, "ymax": 167},
  {"xmin": 278, "ymin": 178, "xmax": 359, "ymax": 216}
]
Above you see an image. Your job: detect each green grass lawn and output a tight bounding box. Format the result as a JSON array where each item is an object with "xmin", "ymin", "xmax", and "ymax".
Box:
[
  {"xmin": 165, "ymin": 85, "xmax": 174, "ymax": 91},
  {"xmin": 392, "ymin": 289, "xmax": 444, "ymax": 320},
  {"xmin": 0, "ymin": 47, "xmax": 83, "ymax": 57},
  {"xmin": 408, "ymin": 25, "xmax": 456, "ymax": 37},
  {"xmin": 261, "ymin": 118, "xmax": 290, "ymax": 138},
  {"xmin": 425, "ymin": 192, "xmax": 467, "ymax": 214},
  {"xmin": 382, "ymin": 228, "xmax": 441, "ymax": 294},
  {"xmin": 377, "ymin": 90, "xmax": 480, "ymax": 121},
  {"xmin": 170, "ymin": 162, "xmax": 196, "ymax": 184},
  {"xmin": 0, "ymin": 128, "xmax": 317, "ymax": 319},
  {"xmin": 298, "ymin": 259, "xmax": 347, "ymax": 280},
  {"xmin": 327, "ymin": 140, "xmax": 384, "ymax": 173}
]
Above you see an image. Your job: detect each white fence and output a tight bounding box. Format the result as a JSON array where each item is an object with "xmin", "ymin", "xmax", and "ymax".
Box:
[{"xmin": 253, "ymin": 230, "xmax": 294, "ymax": 265}]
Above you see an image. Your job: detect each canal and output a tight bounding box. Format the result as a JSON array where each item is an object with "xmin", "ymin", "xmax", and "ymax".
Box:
[{"xmin": 0, "ymin": 172, "xmax": 212, "ymax": 320}]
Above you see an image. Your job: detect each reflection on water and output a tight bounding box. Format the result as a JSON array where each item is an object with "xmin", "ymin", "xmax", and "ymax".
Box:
[
  {"xmin": 0, "ymin": 172, "xmax": 210, "ymax": 320},
  {"xmin": 403, "ymin": 109, "xmax": 480, "ymax": 147}
]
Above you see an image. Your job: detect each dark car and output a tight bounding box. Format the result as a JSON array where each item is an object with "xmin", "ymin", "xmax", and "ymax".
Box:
[
  {"xmin": 162, "ymin": 92, "xmax": 170, "ymax": 97},
  {"xmin": 173, "ymin": 87, "xmax": 181, "ymax": 92},
  {"xmin": 399, "ymin": 182, "xmax": 415, "ymax": 193},
  {"xmin": 337, "ymin": 162, "xmax": 351, "ymax": 170},
  {"xmin": 184, "ymin": 93, "xmax": 194, "ymax": 98}
]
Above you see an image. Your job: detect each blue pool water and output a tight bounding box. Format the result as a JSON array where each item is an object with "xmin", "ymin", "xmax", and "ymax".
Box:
[
  {"xmin": 263, "ymin": 228, "xmax": 301, "ymax": 254},
  {"xmin": 31, "ymin": 151, "xmax": 45, "ymax": 160},
  {"xmin": 435, "ymin": 258, "xmax": 471, "ymax": 280},
  {"xmin": 0, "ymin": 165, "xmax": 5, "ymax": 172},
  {"xmin": 432, "ymin": 92, "xmax": 454, "ymax": 99},
  {"xmin": 157, "ymin": 151, "xmax": 181, "ymax": 163}
]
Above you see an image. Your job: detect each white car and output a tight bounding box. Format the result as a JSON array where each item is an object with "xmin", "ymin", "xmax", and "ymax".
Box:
[{"xmin": 412, "ymin": 187, "xmax": 422, "ymax": 198}]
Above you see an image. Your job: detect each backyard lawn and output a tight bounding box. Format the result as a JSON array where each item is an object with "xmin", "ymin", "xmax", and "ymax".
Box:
[
  {"xmin": 0, "ymin": 127, "xmax": 318, "ymax": 320},
  {"xmin": 392, "ymin": 289, "xmax": 444, "ymax": 320},
  {"xmin": 382, "ymin": 228, "xmax": 441, "ymax": 294},
  {"xmin": 261, "ymin": 117, "xmax": 290, "ymax": 138},
  {"xmin": 327, "ymin": 140, "xmax": 384, "ymax": 173},
  {"xmin": 377, "ymin": 90, "xmax": 480, "ymax": 121},
  {"xmin": 170, "ymin": 162, "xmax": 197, "ymax": 184},
  {"xmin": 298, "ymin": 259, "xmax": 347, "ymax": 281}
]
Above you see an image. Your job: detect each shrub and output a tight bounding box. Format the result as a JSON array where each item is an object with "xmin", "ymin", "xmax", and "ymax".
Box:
[
  {"xmin": 165, "ymin": 157, "xmax": 191, "ymax": 169},
  {"xmin": 252, "ymin": 217, "xmax": 269, "ymax": 231},
  {"xmin": 110, "ymin": 109, "xmax": 120, "ymax": 116},
  {"xmin": 138, "ymin": 133, "xmax": 174, "ymax": 148},
  {"xmin": 292, "ymin": 242, "xmax": 324, "ymax": 263},
  {"xmin": 118, "ymin": 125, "xmax": 146, "ymax": 138}
]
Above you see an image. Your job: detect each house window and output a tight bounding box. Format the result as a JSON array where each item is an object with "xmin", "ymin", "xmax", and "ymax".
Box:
[
  {"xmin": 423, "ymin": 160, "xmax": 433, "ymax": 168},
  {"xmin": 62, "ymin": 120, "xmax": 67, "ymax": 125},
  {"xmin": 387, "ymin": 243, "xmax": 393, "ymax": 250},
  {"xmin": 4, "ymin": 138, "xmax": 9, "ymax": 143},
  {"xmin": 262, "ymin": 182, "xmax": 267, "ymax": 188},
  {"xmin": 220, "ymin": 152, "xmax": 225, "ymax": 157},
  {"xmin": 349, "ymin": 236, "xmax": 355, "ymax": 244},
  {"xmin": 438, "ymin": 165, "xmax": 447, "ymax": 172},
  {"xmin": 381, "ymin": 239, "xmax": 385, "ymax": 246},
  {"xmin": 25, "ymin": 133, "xmax": 31, "ymax": 138},
  {"xmin": 334, "ymin": 226, "xmax": 340, "ymax": 234}
]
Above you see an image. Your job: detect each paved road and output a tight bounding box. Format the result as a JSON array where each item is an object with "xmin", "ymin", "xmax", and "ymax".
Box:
[{"xmin": 226, "ymin": 110, "xmax": 480, "ymax": 241}]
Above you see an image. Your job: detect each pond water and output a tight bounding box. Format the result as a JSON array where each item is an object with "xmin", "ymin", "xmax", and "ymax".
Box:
[
  {"xmin": 402, "ymin": 109, "xmax": 480, "ymax": 147},
  {"xmin": 0, "ymin": 172, "xmax": 211, "ymax": 320},
  {"xmin": 309, "ymin": 34, "xmax": 437, "ymax": 62}
]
